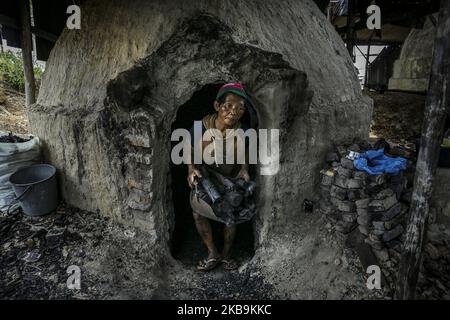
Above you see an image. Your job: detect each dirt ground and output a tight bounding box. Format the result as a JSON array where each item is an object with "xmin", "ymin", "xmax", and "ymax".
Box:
[
  {"xmin": 366, "ymin": 90, "xmax": 426, "ymax": 149},
  {"xmin": 0, "ymin": 83, "xmax": 29, "ymax": 134},
  {"xmin": 0, "ymin": 203, "xmax": 392, "ymax": 300},
  {"xmin": 1, "ymin": 89, "xmax": 447, "ymax": 299}
]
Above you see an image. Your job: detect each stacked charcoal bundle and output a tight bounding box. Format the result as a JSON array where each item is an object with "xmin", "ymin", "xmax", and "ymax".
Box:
[
  {"xmin": 319, "ymin": 140, "xmax": 411, "ymax": 259},
  {"xmin": 319, "ymin": 142, "xmax": 371, "ymax": 238},
  {"xmin": 360, "ymin": 184, "xmax": 408, "ymax": 262}
]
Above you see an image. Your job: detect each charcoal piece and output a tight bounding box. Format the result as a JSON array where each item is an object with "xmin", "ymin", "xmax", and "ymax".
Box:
[
  {"xmin": 325, "ymin": 212, "xmax": 340, "ymax": 224},
  {"xmin": 388, "ymin": 173, "xmax": 405, "ymax": 184},
  {"xmin": 334, "ymin": 176, "xmax": 348, "ymax": 189},
  {"xmin": 326, "ymin": 152, "xmax": 340, "ymax": 163},
  {"xmin": 385, "ymin": 239, "xmax": 402, "ymax": 249},
  {"xmin": 357, "ymin": 207, "xmax": 368, "ymax": 216},
  {"xmin": 367, "ymin": 174, "xmax": 386, "ymax": 186},
  {"xmin": 336, "ymin": 200, "xmax": 356, "ymax": 212},
  {"xmin": 389, "ymin": 182, "xmax": 405, "ymax": 199},
  {"xmin": 347, "ymin": 189, "xmax": 368, "ymax": 201},
  {"xmin": 372, "ymin": 188, "xmax": 394, "ymax": 200},
  {"xmin": 341, "ymin": 157, "xmax": 355, "ymax": 170},
  {"xmin": 330, "ymin": 197, "xmax": 341, "ymax": 207},
  {"xmin": 370, "ymin": 211, "xmax": 384, "ymax": 221},
  {"xmin": 373, "ymin": 138, "xmax": 391, "ymax": 152},
  {"xmin": 46, "ymin": 228, "xmax": 66, "ymax": 249},
  {"xmin": 381, "ymin": 202, "xmax": 403, "ymax": 222},
  {"xmin": 371, "ymin": 229, "xmax": 384, "ymax": 237},
  {"xmin": 330, "ymin": 185, "xmax": 347, "ymax": 200},
  {"xmin": 347, "ymin": 144, "xmax": 361, "ymax": 153},
  {"xmin": 196, "ymin": 166, "xmax": 257, "ymax": 224},
  {"xmin": 364, "ymin": 237, "xmax": 384, "ymax": 250},
  {"xmin": 384, "ymin": 212, "xmax": 406, "ymax": 230},
  {"xmin": 321, "ymin": 174, "xmax": 334, "ymax": 186},
  {"xmin": 0, "ymin": 133, "xmax": 32, "ymax": 143},
  {"xmin": 335, "ymin": 220, "xmax": 357, "ymax": 234},
  {"xmin": 319, "ymin": 186, "xmax": 331, "ymax": 199},
  {"xmin": 372, "ymin": 221, "xmax": 386, "ymax": 231},
  {"xmin": 368, "ymin": 195, "xmax": 398, "ymax": 212},
  {"xmin": 342, "ymin": 212, "xmax": 357, "ymax": 223},
  {"xmin": 357, "ymin": 214, "xmax": 370, "ymax": 226},
  {"xmin": 337, "ymin": 146, "xmax": 348, "ymax": 157},
  {"xmin": 372, "ymin": 248, "xmax": 389, "ymax": 262},
  {"xmin": 355, "ymin": 198, "xmax": 371, "ymax": 209},
  {"xmin": 319, "ymin": 200, "xmax": 337, "ymax": 214},
  {"xmin": 358, "ymin": 225, "xmax": 370, "ymax": 236},
  {"xmin": 354, "ymin": 138, "xmax": 372, "ymax": 150},
  {"xmin": 366, "ymin": 183, "xmax": 385, "ymax": 196},
  {"xmin": 382, "ymin": 225, "xmax": 404, "ymax": 242},
  {"xmin": 353, "ymin": 171, "xmax": 368, "ymax": 180},
  {"xmin": 336, "ymin": 166, "xmax": 353, "ymax": 178},
  {"xmin": 347, "ymin": 179, "xmax": 364, "ymax": 189}
]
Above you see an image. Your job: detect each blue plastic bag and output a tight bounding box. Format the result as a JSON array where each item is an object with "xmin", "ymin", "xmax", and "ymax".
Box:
[{"xmin": 353, "ymin": 148, "xmax": 407, "ymax": 175}]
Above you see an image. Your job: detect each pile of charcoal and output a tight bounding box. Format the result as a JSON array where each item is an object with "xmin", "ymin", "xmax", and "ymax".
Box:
[
  {"xmin": 0, "ymin": 132, "xmax": 32, "ymax": 143},
  {"xmin": 319, "ymin": 139, "xmax": 414, "ymax": 263},
  {"xmin": 0, "ymin": 203, "xmax": 110, "ymax": 299}
]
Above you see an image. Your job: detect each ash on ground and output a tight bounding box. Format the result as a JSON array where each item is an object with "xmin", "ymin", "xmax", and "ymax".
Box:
[
  {"xmin": 0, "ymin": 204, "xmax": 111, "ymax": 299},
  {"xmin": 1, "ymin": 198, "xmax": 448, "ymax": 299}
]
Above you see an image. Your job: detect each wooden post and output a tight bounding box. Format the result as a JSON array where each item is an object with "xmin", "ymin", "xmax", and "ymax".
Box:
[
  {"xmin": 19, "ymin": 0, "xmax": 36, "ymax": 107},
  {"xmin": 364, "ymin": 31, "xmax": 374, "ymax": 89},
  {"xmin": 395, "ymin": 0, "xmax": 450, "ymax": 300},
  {"xmin": 0, "ymin": 25, "xmax": 4, "ymax": 53}
]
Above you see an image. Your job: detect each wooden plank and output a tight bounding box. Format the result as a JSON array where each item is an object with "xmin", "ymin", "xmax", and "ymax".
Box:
[
  {"xmin": 19, "ymin": 0, "xmax": 36, "ymax": 107},
  {"xmin": 395, "ymin": 0, "xmax": 450, "ymax": 300}
]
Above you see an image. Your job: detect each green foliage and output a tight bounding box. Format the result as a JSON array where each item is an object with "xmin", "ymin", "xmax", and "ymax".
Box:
[{"xmin": 0, "ymin": 51, "xmax": 44, "ymax": 91}]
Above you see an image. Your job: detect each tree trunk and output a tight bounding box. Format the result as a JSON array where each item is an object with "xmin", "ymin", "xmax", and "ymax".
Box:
[{"xmin": 395, "ymin": 0, "xmax": 450, "ymax": 300}]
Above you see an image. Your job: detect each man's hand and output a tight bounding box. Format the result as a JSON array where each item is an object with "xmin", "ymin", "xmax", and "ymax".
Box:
[
  {"xmin": 236, "ymin": 167, "xmax": 250, "ymax": 182},
  {"xmin": 187, "ymin": 165, "xmax": 202, "ymax": 188}
]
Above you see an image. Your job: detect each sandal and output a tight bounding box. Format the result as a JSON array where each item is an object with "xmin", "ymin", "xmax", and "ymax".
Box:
[
  {"xmin": 197, "ymin": 257, "xmax": 220, "ymax": 271},
  {"xmin": 221, "ymin": 258, "xmax": 238, "ymax": 270}
]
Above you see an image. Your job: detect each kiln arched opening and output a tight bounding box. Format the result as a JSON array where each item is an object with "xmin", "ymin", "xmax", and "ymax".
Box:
[{"xmin": 169, "ymin": 83, "xmax": 256, "ymax": 267}]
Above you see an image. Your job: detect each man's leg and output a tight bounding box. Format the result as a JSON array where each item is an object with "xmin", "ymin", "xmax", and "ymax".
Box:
[
  {"xmin": 193, "ymin": 212, "xmax": 220, "ymax": 261},
  {"xmin": 221, "ymin": 224, "xmax": 238, "ymax": 270}
]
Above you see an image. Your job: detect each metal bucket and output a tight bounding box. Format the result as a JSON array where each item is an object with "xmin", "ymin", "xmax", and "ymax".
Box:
[{"xmin": 9, "ymin": 164, "xmax": 59, "ymax": 216}]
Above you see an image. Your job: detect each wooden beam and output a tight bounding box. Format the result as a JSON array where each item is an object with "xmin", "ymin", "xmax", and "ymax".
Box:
[
  {"xmin": 395, "ymin": 0, "xmax": 450, "ymax": 300},
  {"xmin": 0, "ymin": 14, "xmax": 58, "ymax": 43},
  {"xmin": 0, "ymin": 14, "xmax": 20, "ymax": 29},
  {"xmin": 31, "ymin": 26, "xmax": 58, "ymax": 42},
  {"xmin": 19, "ymin": 0, "xmax": 36, "ymax": 107}
]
